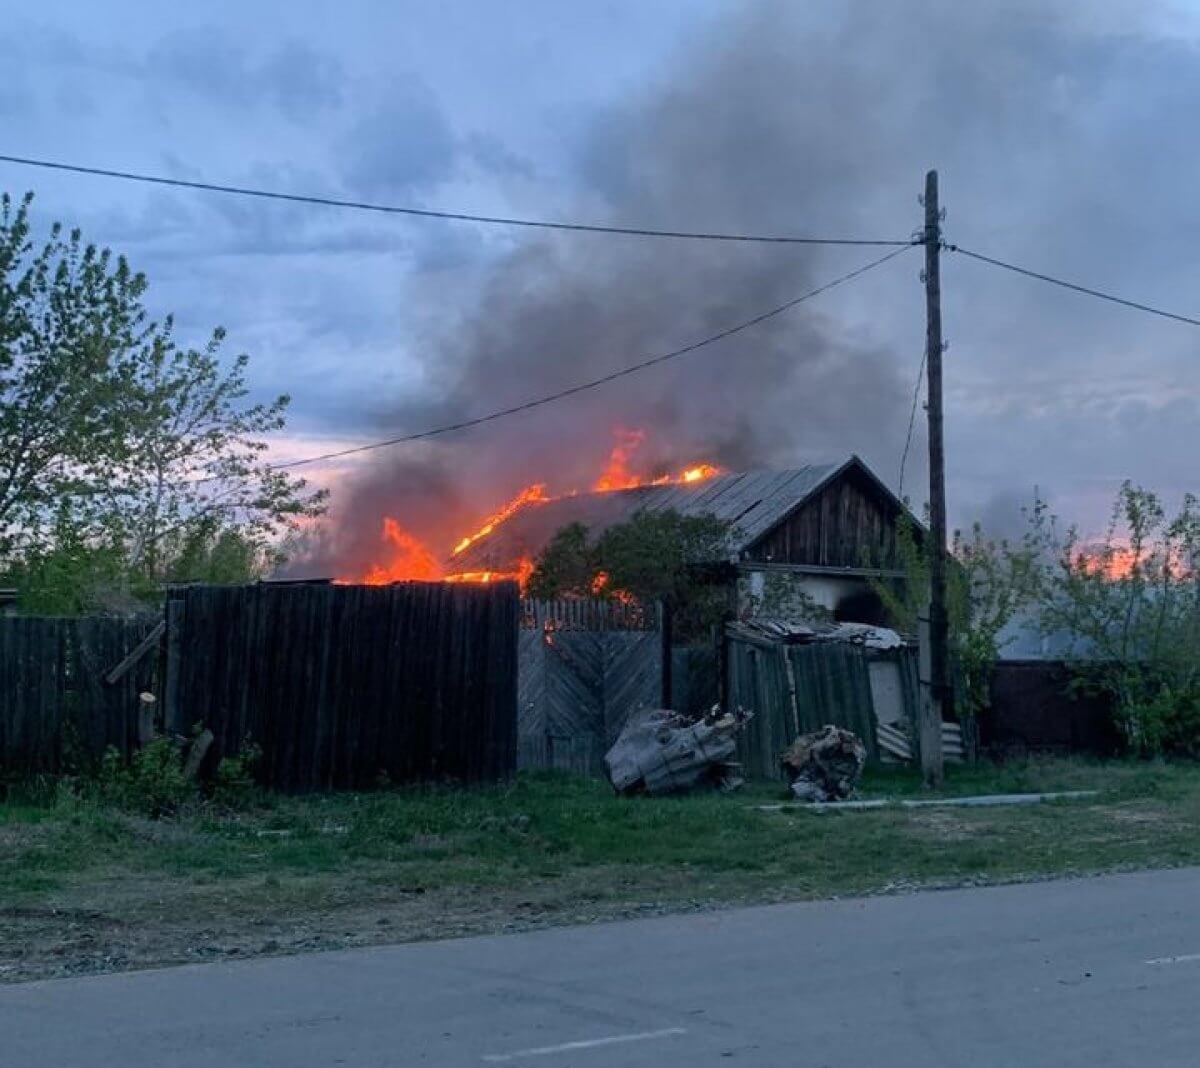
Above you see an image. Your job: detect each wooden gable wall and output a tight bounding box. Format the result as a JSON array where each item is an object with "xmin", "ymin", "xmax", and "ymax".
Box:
[{"xmin": 742, "ymin": 463, "xmax": 903, "ymax": 569}]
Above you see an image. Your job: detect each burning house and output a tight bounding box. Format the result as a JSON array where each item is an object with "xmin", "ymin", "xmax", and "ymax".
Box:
[{"xmin": 422, "ymin": 454, "xmax": 916, "ymax": 627}]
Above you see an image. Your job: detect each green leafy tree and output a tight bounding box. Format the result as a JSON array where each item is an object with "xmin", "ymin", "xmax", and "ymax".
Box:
[
  {"xmin": 874, "ymin": 512, "xmax": 1040, "ymax": 720},
  {"xmin": 0, "ymin": 192, "xmax": 136, "ymax": 556},
  {"xmin": 525, "ymin": 522, "xmax": 594, "ymax": 599},
  {"xmin": 0, "ymin": 192, "xmax": 325, "ymax": 610},
  {"xmin": 164, "ymin": 521, "xmax": 275, "ymax": 586},
  {"xmin": 1029, "ymin": 482, "xmax": 1200, "ymax": 755},
  {"xmin": 527, "ymin": 509, "xmax": 733, "ymax": 639},
  {"xmin": 99, "ymin": 321, "xmax": 324, "ymax": 581},
  {"xmin": 4, "ymin": 508, "xmax": 146, "ymax": 615}
]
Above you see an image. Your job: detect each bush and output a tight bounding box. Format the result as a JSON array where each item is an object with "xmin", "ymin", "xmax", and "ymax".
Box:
[
  {"xmin": 1031, "ymin": 483, "xmax": 1200, "ymax": 757},
  {"xmin": 95, "ymin": 737, "xmax": 195, "ymax": 817},
  {"xmin": 211, "ymin": 742, "xmax": 263, "ymax": 810},
  {"xmin": 1128, "ymin": 687, "xmax": 1200, "ymax": 759},
  {"xmin": 72, "ymin": 733, "xmax": 266, "ymax": 817}
]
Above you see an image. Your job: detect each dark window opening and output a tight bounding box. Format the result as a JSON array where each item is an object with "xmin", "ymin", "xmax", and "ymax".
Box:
[{"xmin": 834, "ymin": 587, "xmax": 889, "ymax": 627}]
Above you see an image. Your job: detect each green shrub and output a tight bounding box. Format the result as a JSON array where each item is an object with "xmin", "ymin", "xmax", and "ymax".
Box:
[
  {"xmin": 95, "ymin": 738, "xmax": 195, "ymax": 817},
  {"xmin": 1128, "ymin": 686, "xmax": 1200, "ymax": 759},
  {"xmin": 211, "ymin": 742, "xmax": 263, "ymax": 810}
]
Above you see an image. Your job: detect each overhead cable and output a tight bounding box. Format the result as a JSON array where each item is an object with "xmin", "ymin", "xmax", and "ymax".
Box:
[
  {"xmin": 0, "ymin": 154, "xmax": 915, "ymax": 247},
  {"xmin": 897, "ymin": 347, "xmax": 927, "ymax": 499},
  {"xmin": 949, "ymin": 244, "xmax": 1200, "ymax": 329}
]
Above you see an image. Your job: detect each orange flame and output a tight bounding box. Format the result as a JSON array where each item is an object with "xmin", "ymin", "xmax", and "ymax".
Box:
[
  {"xmin": 342, "ymin": 428, "xmax": 722, "ymax": 592},
  {"xmin": 593, "ymin": 428, "xmax": 646, "ymax": 491},
  {"xmin": 451, "ymin": 484, "xmax": 549, "ymax": 557},
  {"xmin": 593, "ymin": 429, "xmax": 724, "ymax": 493},
  {"xmin": 682, "ymin": 463, "xmax": 720, "ymax": 483},
  {"xmin": 357, "ymin": 518, "xmax": 442, "ymax": 585},
  {"xmin": 444, "ymin": 557, "xmax": 535, "ymax": 588},
  {"xmin": 1088, "ymin": 547, "xmax": 1141, "ymax": 580},
  {"xmin": 1076, "ymin": 543, "xmax": 1193, "ymax": 582}
]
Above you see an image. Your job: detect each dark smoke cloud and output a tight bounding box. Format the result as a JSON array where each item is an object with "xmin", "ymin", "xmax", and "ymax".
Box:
[
  {"xmin": 973, "ymin": 488, "xmax": 1043, "ymax": 545},
  {"xmin": 298, "ymin": 2, "xmax": 919, "ymax": 575},
  {"xmin": 297, "ymin": 0, "xmax": 1200, "ymax": 575}
]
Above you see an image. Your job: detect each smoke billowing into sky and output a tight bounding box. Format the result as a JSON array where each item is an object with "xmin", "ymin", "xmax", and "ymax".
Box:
[{"xmin": 5, "ymin": 0, "xmax": 1199, "ymax": 568}]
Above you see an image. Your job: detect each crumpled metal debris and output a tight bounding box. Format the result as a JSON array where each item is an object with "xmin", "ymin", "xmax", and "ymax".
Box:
[
  {"xmin": 780, "ymin": 725, "xmax": 867, "ymax": 802},
  {"xmin": 605, "ymin": 705, "xmax": 752, "ymax": 796}
]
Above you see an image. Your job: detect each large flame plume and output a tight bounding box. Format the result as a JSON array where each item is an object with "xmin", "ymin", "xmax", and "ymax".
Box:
[{"xmin": 340, "ymin": 428, "xmax": 721, "ymax": 588}]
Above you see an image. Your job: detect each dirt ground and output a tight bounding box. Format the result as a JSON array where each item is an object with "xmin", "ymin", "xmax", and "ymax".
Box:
[
  {"xmin": 4, "ymin": 761, "xmax": 1200, "ymax": 983},
  {"xmin": 0, "ymin": 870, "xmax": 726, "ymax": 983}
]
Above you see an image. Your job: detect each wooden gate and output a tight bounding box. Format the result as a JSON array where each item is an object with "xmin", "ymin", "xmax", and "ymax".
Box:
[{"xmin": 518, "ymin": 600, "xmax": 663, "ymax": 776}]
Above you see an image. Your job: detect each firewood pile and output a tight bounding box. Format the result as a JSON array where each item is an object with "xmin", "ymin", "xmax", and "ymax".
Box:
[
  {"xmin": 780, "ymin": 725, "xmax": 867, "ymax": 802},
  {"xmin": 605, "ymin": 705, "xmax": 753, "ymax": 796}
]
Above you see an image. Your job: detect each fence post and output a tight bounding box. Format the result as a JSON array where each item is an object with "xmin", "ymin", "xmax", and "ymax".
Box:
[
  {"xmin": 716, "ymin": 612, "xmax": 732, "ymax": 713},
  {"xmin": 137, "ymin": 692, "xmax": 157, "ymax": 746},
  {"xmin": 660, "ymin": 600, "xmax": 673, "ymax": 708},
  {"xmin": 163, "ymin": 599, "xmax": 185, "ymax": 736}
]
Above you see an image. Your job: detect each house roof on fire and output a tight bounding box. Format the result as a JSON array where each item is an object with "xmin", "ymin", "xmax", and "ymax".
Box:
[{"xmin": 449, "ymin": 454, "xmax": 906, "ymax": 572}]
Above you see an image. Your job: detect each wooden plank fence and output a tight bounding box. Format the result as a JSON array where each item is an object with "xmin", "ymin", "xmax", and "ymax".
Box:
[
  {"xmin": 172, "ymin": 581, "xmax": 518, "ymax": 790},
  {"xmin": 726, "ymin": 635, "xmax": 886, "ymax": 779},
  {"xmin": 670, "ymin": 645, "xmax": 720, "ymax": 716},
  {"xmin": 521, "ymin": 598, "xmax": 660, "ymax": 632},
  {"xmin": 0, "ymin": 615, "xmax": 160, "ymax": 777},
  {"xmin": 518, "ymin": 599, "xmax": 663, "ymax": 776}
]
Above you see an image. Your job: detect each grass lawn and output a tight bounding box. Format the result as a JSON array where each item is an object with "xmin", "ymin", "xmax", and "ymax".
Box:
[{"xmin": 3, "ymin": 758, "xmax": 1200, "ymax": 982}]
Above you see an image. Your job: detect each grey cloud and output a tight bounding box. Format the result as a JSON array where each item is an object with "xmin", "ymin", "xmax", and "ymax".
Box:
[
  {"xmin": 2, "ymin": 21, "xmax": 348, "ymax": 127},
  {"xmin": 973, "ymin": 489, "xmax": 1041, "ymax": 544},
  {"xmin": 0, "ymin": 24, "xmax": 90, "ymax": 67},
  {"xmin": 260, "ymin": 41, "xmax": 345, "ymax": 119},
  {"xmin": 462, "ymin": 132, "xmax": 537, "ymax": 180},
  {"xmin": 339, "ymin": 78, "xmax": 458, "ymax": 196},
  {"xmin": 144, "ymin": 28, "xmax": 346, "ymax": 121},
  {"xmin": 144, "ymin": 28, "xmax": 243, "ymax": 102},
  {"xmin": 0, "ymin": 80, "xmax": 35, "ymax": 118}
]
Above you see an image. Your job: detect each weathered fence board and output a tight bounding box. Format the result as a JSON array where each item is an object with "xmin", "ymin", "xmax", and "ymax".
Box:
[
  {"xmin": 517, "ymin": 600, "xmax": 663, "ymax": 776},
  {"xmin": 522, "ymin": 599, "xmax": 660, "ymax": 632},
  {"xmin": 985, "ymin": 660, "xmax": 1122, "ymax": 756},
  {"xmin": 670, "ymin": 645, "xmax": 719, "ymax": 716},
  {"xmin": 727, "ymin": 636, "xmax": 888, "ymax": 779},
  {"xmin": 0, "ymin": 616, "xmax": 160, "ymax": 776},
  {"xmin": 172, "ymin": 582, "xmax": 518, "ymax": 790}
]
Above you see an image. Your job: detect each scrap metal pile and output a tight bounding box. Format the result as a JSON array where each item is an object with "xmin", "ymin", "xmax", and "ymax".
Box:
[
  {"xmin": 780, "ymin": 725, "xmax": 867, "ymax": 802},
  {"xmin": 605, "ymin": 706, "xmax": 753, "ymax": 796}
]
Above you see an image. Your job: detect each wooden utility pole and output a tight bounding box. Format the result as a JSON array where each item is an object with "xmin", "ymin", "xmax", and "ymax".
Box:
[{"xmin": 922, "ymin": 169, "xmax": 947, "ymax": 788}]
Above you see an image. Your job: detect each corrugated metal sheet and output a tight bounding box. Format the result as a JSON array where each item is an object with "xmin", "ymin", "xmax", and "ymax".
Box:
[
  {"xmin": 726, "ymin": 619, "xmax": 907, "ymax": 647},
  {"xmin": 728, "ymin": 637, "xmax": 885, "ymax": 779},
  {"xmin": 450, "ymin": 460, "xmax": 849, "ymax": 572}
]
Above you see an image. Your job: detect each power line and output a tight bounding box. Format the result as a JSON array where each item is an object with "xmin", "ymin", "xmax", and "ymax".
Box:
[
  {"xmin": 0, "ymin": 153, "xmax": 916, "ymax": 248},
  {"xmin": 897, "ymin": 346, "xmax": 926, "ymax": 499},
  {"xmin": 949, "ymin": 244, "xmax": 1200, "ymax": 329},
  {"xmin": 270, "ymin": 245, "xmax": 914, "ymax": 472}
]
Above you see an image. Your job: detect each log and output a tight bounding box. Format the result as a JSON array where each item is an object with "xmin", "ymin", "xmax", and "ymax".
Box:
[
  {"xmin": 182, "ymin": 729, "xmax": 214, "ymax": 780},
  {"xmin": 137, "ymin": 692, "xmax": 157, "ymax": 746}
]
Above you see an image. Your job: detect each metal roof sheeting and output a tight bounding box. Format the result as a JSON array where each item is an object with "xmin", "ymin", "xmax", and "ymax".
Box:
[{"xmin": 448, "ymin": 459, "xmax": 857, "ymax": 572}]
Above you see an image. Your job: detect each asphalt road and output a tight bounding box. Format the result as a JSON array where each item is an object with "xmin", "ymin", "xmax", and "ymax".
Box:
[{"xmin": 3, "ymin": 867, "xmax": 1200, "ymax": 1066}]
